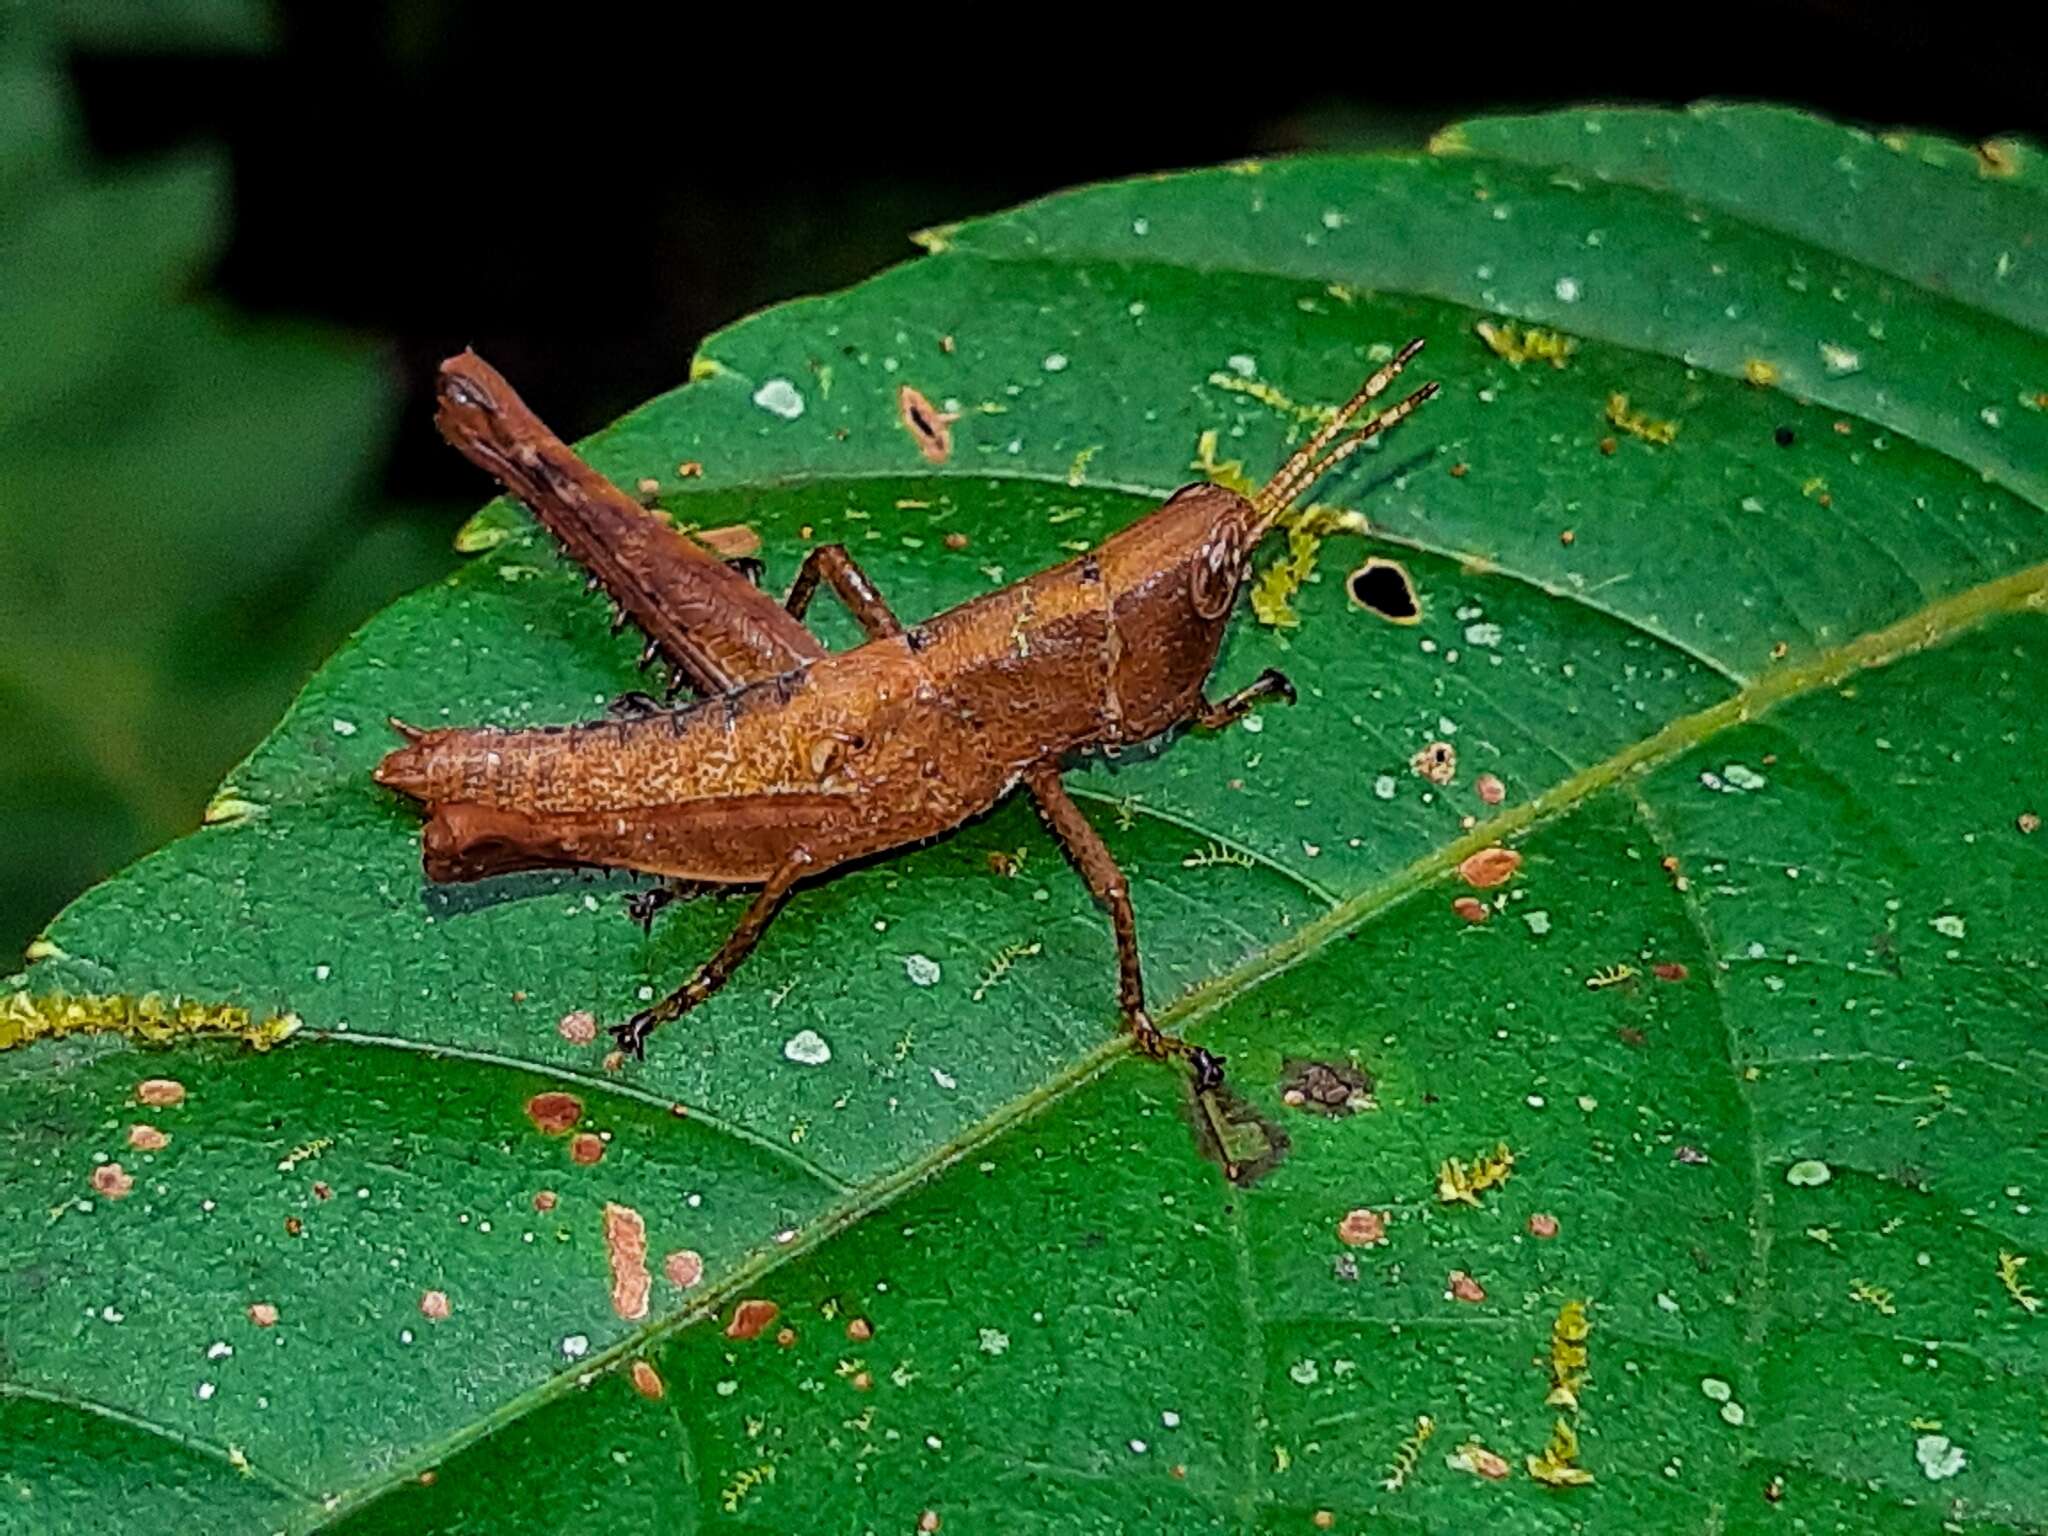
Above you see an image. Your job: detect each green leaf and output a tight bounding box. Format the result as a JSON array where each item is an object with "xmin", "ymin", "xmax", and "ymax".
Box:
[{"xmin": 7, "ymin": 105, "xmax": 2046, "ymax": 1534}]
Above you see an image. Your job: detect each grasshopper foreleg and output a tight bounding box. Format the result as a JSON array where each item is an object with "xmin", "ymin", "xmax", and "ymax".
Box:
[
  {"xmin": 611, "ymin": 853, "xmax": 813, "ymax": 1058},
  {"xmin": 1194, "ymin": 668, "xmax": 1295, "ymax": 731},
  {"xmin": 1025, "ymin": 768, "xmax": 1225, "ymax": 1092},
  {"xmin": 785, "ymin": 544, "xmax": 904, "ymax": 640}
]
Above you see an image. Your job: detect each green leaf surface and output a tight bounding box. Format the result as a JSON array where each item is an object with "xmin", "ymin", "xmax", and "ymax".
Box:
[{"xmin": 6, "ymin": 104, "xmax": 2045, "ymax": 1534}]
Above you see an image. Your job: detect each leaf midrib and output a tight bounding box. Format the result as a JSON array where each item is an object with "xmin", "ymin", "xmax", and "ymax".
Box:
[{"xmin": 301, "ymin": 553, "xmax": 2048, "ymax": 1531}]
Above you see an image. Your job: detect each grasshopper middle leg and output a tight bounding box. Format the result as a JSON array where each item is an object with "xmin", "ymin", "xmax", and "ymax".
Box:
[
  {"xmin": 785, "ymin": 544, "xmax": 904, "ymax": 640},
  {"xmin": 1025, "ymin": 767, "xmax": 1225, "ymax": 1091}
]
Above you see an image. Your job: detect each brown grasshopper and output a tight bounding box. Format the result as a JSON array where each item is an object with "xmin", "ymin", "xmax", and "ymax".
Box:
[{"xmin": 376, "ymin": 343, "xmax": 1438, "ymax": 1084}]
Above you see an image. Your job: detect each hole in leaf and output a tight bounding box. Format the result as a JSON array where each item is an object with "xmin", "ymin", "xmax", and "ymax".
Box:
[{"xmin": 1348, "ymin": 558, "xmax": 1420, "ymax": 624}]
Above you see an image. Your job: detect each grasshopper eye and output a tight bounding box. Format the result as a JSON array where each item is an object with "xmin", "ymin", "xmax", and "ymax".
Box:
[{"xmin": 1190, "ymin": 520, "xmax": 1247, "ymax": 619}]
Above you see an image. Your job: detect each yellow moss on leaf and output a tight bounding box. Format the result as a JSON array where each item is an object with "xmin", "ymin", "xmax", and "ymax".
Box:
[
  {"xmin": 1544, "ymin": 1300, "xmax": 1592, "ymax": 1409},
  {"xmin": 1249, "ymin": 524, "xmax": 1323, "ymax": 630},
  {"xmin": 1189, "ymin": 429, "xmax": 1256, "ymax": 498},
  {"xmin": 1527, "ymin": 1418, "xmax": 1594, "ymax": 1487},
  {"xmin": 2, "ymin": 991, "xmax": 301, "ymax": 1053},
  {"xmin": 1605, "ymin": 393, "xmax": 1680, "ymax": 446},
  {"xmin": 1437, "ymin": 1142, "xmax": 1515, "ymax": 1206},
  {"xmin": 1476, "ymin": 321, "xmax": 1576, "ymax": 369}
]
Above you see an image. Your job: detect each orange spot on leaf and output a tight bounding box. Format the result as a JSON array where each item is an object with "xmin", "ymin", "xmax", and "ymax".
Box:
[
  {"xmin": 525, "ymin": 1092, "xmax": 583, "ymax": 1135},
  {"xmin": 91, "ymin": 1163, "xmax": 133, "ymax": 1199},
  {"xmin": 726, "ymin": 1298, "xmax": 779, "ymax": 1340},
  {"xmin": 604, "ymin": 1202, "xmax": 652, "ymax": 1322},
  {"xmin": 1458, "ymin": 846, "xmax": 1522, "ymax": 889}
]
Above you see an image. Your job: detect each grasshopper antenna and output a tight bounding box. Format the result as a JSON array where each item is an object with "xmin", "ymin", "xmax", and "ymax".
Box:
[{"xmin": 1253, "ymin": 338, "xmax": 1439, "ymax": 534}]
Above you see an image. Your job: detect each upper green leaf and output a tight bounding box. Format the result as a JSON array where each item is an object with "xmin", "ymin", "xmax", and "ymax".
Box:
[{"xmin": 5, "ymin": 104, "xmax": 2045, "ymax": 1535}]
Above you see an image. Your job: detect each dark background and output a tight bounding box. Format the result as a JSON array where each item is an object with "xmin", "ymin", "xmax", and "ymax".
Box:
[{"xmin": 4, "ymin": 0, "xmax": 2041, "ymax": 960}]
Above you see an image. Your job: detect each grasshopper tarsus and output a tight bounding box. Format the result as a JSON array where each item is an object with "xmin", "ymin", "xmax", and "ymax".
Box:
[
  {"xmin": 1188, "ymin": 1047, "xmax": 1228, "ymax": 1095},
  {"xmin": 607, "ymin": 690, "xmax": 665, "ymax": 722},
  {"xmin": 1195, "ymin": 667, "xmax": 1296, "ymax": 732},
  {"xmin": 610, "ymin": 1013, "xmax": 656, "ymax": 1059}
]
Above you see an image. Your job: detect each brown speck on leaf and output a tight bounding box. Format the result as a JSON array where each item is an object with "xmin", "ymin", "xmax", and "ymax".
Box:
[
  {"xmin": 525, "ymin": 1092, "xmax": 583, "ymax": 1135},
  {"xmin": 940, "ymin": 334, "xmax": 956, "ymax": 354},
  {"xmin": 534, "ymin": 1190, "xmax": 557, "ymax": 1212},
  {"xmin": 1559, "ymin": 528, "xmax": 1576, "ymax": 545},
  {"xmin": 420, "ymin": 1289, "xmax": 451, "ymax": 1322},
  {"xmin": 1452, "ymin": 895, "xmax": 1490, "ymax": 924},
  {"xmin": 846, "ymin": 1316, "xmax": 873, "ymax": 1342},
  {"xmin": 898, "ymin": 385, "xmax": 959, "ymax": 464},
  {"xmin": 775, "ymin": 1327, "xmax": 797, "ymax": 1348},
  {"xmin": 602, "ymin": 1050, "xmax": 626, "ymax": 1074},
  {"xmin": 128, "ymin": 1124, "xmax": 168, "ymax": 1152},
  {"xmin": 604, "ymin": 1202, "xmax": 652, "ymax": 1322},
  {"xmin": 1598, "ymin": 436, "xmax": 1617, "ymax": 456},
  {"xmin": 635, "ymin": 476, "xmax": 660, "ymax": 497},
  {"xmin": 727, "ymin": 1298, "xmax": 779, "ymax": 1340},
  {"xmin": 285, "ymin": 1216, "xmax": 303, "ymax": 1237},
  {"xmin": 419, "ymin": 1470, "xmax": 437, "ymax": 1487},
  {"xmin": 1474, "ymin": 772, "xmax": 1506, "ymax": 806},
  {"xmin": 312, "ymin": 1181, "xmax": 332, "ymax": 1201},
  {"xmin": 665, "ymin": 1249, "xmax": 704, "ymax": 1289},
  {"xmin": 1529, "ymin": 1212, "xmax": 1560, "ymax": 1240},
  {"xmin": 677, "ymin": 461, "xmax": 703, "ymax": 478},
  {"xmin": 1652, "ymin": 962, "xmax": 1689, "ymax": 982},
  {"xmin": 1412, "ymin": 740, "xmax": 1457, "ymax": 785},
  {"xmin": 851, "ymin": 1369, "xmax": 874, "ymax": 1391},
  {"xmin": 1617, "ymin": 1025, "xmax": 1646, "ymax": 1048},
  {"xmin": 1312, "ymin": 1513, "xmax": 1335, "ymax": 1530},
  {"xmin": 1279, "ymin": 1059, "xmax": 1372, "ymax": 1115},
  {"xmin": 136, "ymin": 1078, "xmax": 185, "ymax": 1107},
  {"xmin": 569, "ymin": 1132, "xmax": 605, "ymax": 1165},
  {"xmin": 918, "ymin": 1512, "xmax": 941, "ymax": 1533},
  {"xmin": 630, "ymin": 1359, "xmax": 665, "ymax": 1400},
  {"xmin": 91, "ymin": 1163, "xmax": 133, "ymax": 1199},
  {"xmin": 1448, "ymin": 461, "xmax": 1469, "ymax": 478},
  {"xmin": 944, "ymin": 531, "xmax": 969, "ymax": 551},
  {"xmin": 557, "ymin": 1010, "xmax": 598, "ymax": 1045},
  {"xmin": 1447, "ymin": 1269, "xmax": 1487, "ymax": 1303},
  {"xmin": 1764, "ymin": 1475, "xmax": 1785, "ymax": 1503},
  {"xmin": 1337, "ymin": 1208, "xmax": 1389, "ymax": 1247},
  {"xmin": 1457, "ymin": 1442, "xmax": 1513, "ymax": 1480},
  {"xmin": 2019, "ymin": 811, "xmax": 2040, "ymax": 835},
  {"xmin": 248, "ymin": 1302, "xmax": 280, "ymax": 1327},
  {"xmin": 1458, "ymin": 846, "xmax": 1522, "ymax": 888},
  {"xmin": 1674, "ymin": 1145, "xmax": 1709, "ymax": 1165},
  {"xmin": 1170, "ymin": 1464, "xmax": 1187, "ymax": 1480}
]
